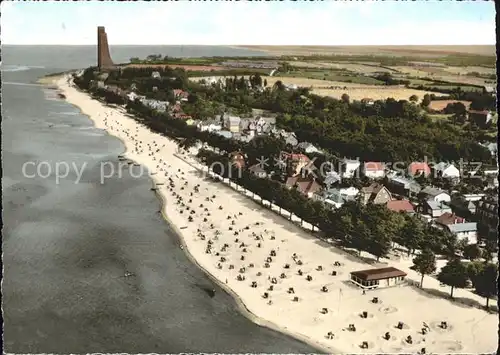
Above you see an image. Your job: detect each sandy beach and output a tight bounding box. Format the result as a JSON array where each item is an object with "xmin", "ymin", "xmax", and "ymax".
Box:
[{"xmin": 53, "ymin": 75, "xmax": 497, "ymax": 354}]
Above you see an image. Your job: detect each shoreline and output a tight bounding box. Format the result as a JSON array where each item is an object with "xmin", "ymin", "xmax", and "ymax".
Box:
[
  {"xmin": 46, "ymin": 74, "xmax": 497, "ymax": 354},
  {"xmin": 45, "ymin": 75, "xmax": 330, "ymax": 353}
]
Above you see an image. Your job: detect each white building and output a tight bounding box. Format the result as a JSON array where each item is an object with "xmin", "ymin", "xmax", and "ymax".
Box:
[
  {"xmin": 420, "ymin": 186, "xmax": 451, "ymax": 203},
  {"xmin": 447, "ymin": 223, "xmax": 478, "ymax": 244},
  {"xmin": 433, "ymin": 162, "xmax": 461, "ymax": 179},
  {"xmin": 324, "ymin": 171, "xmax": 341, "ymax": 187},
  {"xmin": 198, "ymin": 120, "xmax": 222, "ymax": 133},
  {"xmin": 317, "ymin": 187, "xmax": 359, "ymax": 209},
  {"xmin": 297, "ymin": 142, "xmax": 323, "ymax": 154},
  {"xmin": 151, "ymin": 71, "xmax": 161, "ymax": 79},
  {"xmin": 341, "ymin": 158, "xmax": 361, "ymax": 179},
  {"xmin": 127, "ymin": 92, "xmax": 139, "ymax": 101},
  {"xmin": 363, "ymin": 162, "xmax": 385, "ymax": 179}
]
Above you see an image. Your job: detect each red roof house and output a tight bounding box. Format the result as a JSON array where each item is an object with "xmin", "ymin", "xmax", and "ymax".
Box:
[
  {"xmin": 435, "ymin": 212, "xmax": 465, "ymax": 226},
  {"xmin": 408, "ymin": 162, "xmax": 431, "ymax": 177},
  {"xmin": 285, "ymin": 176, "xmax": 322, "ymax": 197},
  {"xmin": 386, "ymin": 199, "xmax": 415, "ymax": 213},
  {"xmin": 363, "ymin": 162, "xmax": 385, "ymax": 178},
  {"xmin": 229, "ymin": 151, "xmax": 246, "ymax": 169}
]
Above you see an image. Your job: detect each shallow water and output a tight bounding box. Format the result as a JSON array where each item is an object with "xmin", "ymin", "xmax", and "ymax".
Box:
[{"xmin": 1, "ymin": 46, "xmax": 321, "ymax": 353}]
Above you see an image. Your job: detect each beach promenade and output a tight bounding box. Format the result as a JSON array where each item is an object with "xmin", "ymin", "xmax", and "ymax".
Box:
[{"xmin": 55, "ymin": 75, "xmax": 497, "ymax": 354}]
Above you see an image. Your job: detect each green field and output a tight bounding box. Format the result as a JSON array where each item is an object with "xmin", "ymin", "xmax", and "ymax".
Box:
[{"xmin": 282, "ymin": 69, "xmax": 386, "ymax": 85}]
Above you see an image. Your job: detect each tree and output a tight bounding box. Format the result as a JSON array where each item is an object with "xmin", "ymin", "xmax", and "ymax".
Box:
[
  {"xmin": 399, "ymin": 216, "xmax": 425, "ymax": 256},
  {"xmin": 421, "ymin": 94, "xmax": 431, "ymax": 107},
  {"xmin": 463, "ymin": 243, "xmax": 482, "ymax": 261},
  {"xmin": 411, "ymin": 248, "xmax": 436, "ymax": 288},
  {"xmin": 473, "ymin": 263, "xmax": 498, "ymax": 308},
  {"xmin": 437, "ymin": 258, "xmax": 469, "ymax": 298},
  {"xmin": 409, "ymin": 94, "xmax": 418, "ymax": 102},
  {"xmin": 341, "ymin": 93, "xmax": 350, "ymax": 104}
]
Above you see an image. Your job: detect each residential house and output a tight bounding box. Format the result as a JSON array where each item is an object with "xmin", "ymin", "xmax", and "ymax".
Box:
[
  {"xmin": 239, "ymin": 118, "xmax": 251, "ymax": 132},
  {"xmin": 224, "ymin": 115, "xmax": 241, "ymax": 133},
  {"xmin": 324, "ymin": 171, "xmax": 341, "ymax": 187},
  {"xmin": 229, "ymin": 151, "xmax": 246, "ymax": 169},
  {"xmin": 449, "ymin": 194, "xmax": 478, "ymax": 217},
  {"xmin": 363, "ymin": 162, "xmax": 385, "ymax": 179},
  {"xmin": 463, "ymin": 194, "xmax": 485, "ymax": 202},
  {"xmin": 482, "ymin": 142, "xmax": 497, "ymax": 157},
  {"xmin": 360, "ymin": 183, "xmax": 392, "ymax": 205},
  {"xmin": 280, "ymin": 152, "xmax": 311, "ymax": 177},
  {"xmin": 285, "ymin": 176, "xmax": 322, "ymax": 198},
  {"xmin": 433, "ymin": 162, "xmax": 461, "ymax": 180},
  {"xmin": 127, "ymin": 91, "xmax": 139, "ymax": 101},
  {"xmin": 468, "ymin": 109, "xmax": 493, "ymax": 128},
  {"xmin": 408, "ymin": 162, "xmax": 431, "ymax": 177},
  {"xmin": 248, "ymin": 163, "xmax": 268, "ymax": 178},
  {"xmin": 419, "ymin": 200, "xmax": 452, "ymax": 218},
  {"xmin": 197, "ymin": 119, "xmax": 222, "ymax": 133},
  {"xmin": 185, "ymin": 118, "xmax": 195, "ymax": 126},
  {"xmin": 214, "ymin": 130, "xmax": 233, "ymax": 139},
  {"xmin": 341, "ymin": 158, "xmax": 361, "ymax": 179},
  {"xmin": 446, "ymin": 223, "xmax": 478, "ymax": 244},
  {"xmin": 475, "ymin": 194, "xmax": 498, "ymax": 241},
  {"xmin": 141, "ymin": 99, "xmax": 169, "ymax": 112},
  {"xmin": 386, "ymin": 199, "xmax": 415, "ymax": 214},
  {"xmin": 361, "ymin": 98, "xmax": 375, "ymax": 106},
  {"xmin": 387, "ymin": 176, "xmax": 421, "ymax": 197},
  {"xmin": 435, "ymin": 212, "xmax": 465, "ymax": 228},
  {"xmin": 297, "ymin": 142, "xmax": 323, "ymax": 155},
  {"xmin": 284, "ymin": 133, "xmax": 299, "ymax": 147},
  {"xmin": 317, "ymin": 187, "xmax": 359, "ymax": 208},
  {"xmin": 419, "ymin": 186, "xmax": 451, "ymax": 203},
  {"xmin": 173, "ymin": 89, "xmax": 189, "ymax": 102},
  {"xmin": 151, "ymin": 71, "xmax": 161, "ymax": 79}
]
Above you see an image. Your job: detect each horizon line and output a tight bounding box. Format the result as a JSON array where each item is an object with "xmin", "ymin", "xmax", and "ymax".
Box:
[{"xmin": 2, "ymin": 43, "xmax": 496, "ymax": 47}]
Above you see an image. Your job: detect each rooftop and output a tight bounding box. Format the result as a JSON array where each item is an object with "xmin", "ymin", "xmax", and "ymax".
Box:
[
  {"xmin": 447, "ymin": 222, "xmax": 477, "ymax": 233},
  {"xmin": 386, "ymin": 199, "xmax": 414, "ymax": 213},
  {"xmin": 350, "ymin": 267, "xmax": 407, "ymax": 281}
]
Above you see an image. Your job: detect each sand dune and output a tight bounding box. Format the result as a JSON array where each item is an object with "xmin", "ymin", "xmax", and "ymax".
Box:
[{"xmin": 55, "ymin": 75, "xmax": 497, "ymax": 354}]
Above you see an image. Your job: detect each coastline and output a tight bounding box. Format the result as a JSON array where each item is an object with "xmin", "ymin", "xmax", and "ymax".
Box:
[
  {"xmin": 47, "ymin": 74, "xmax": 497, "ymax": 354},
  {"xmin": 45, "ymin": 75, "xmax": 330, "ymax": 353}
]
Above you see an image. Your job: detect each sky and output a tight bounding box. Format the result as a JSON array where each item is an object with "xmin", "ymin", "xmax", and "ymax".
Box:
[{"xmin": 0, "ymin": 1, "xmax": 496, "ymax": 45}]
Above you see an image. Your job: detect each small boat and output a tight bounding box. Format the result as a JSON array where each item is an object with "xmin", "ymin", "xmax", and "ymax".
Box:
[
  {"xmin": 180, "ymin": 226, "xmax": 187, "ymax": 230},
  {"xmin": 124, "ymin": 271, "xmax": 135, "ymax": 278},
  {"xmin": 57, "ymin": 93, "xmax": 66, "ymax": 99},
  {"xmin": 180, "ymin": 245, "xmax": 184, "ymax": 250}
]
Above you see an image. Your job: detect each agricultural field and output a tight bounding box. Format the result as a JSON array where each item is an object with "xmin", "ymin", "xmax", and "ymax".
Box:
[
  {"xmin": 311, "ymin": 87, "xmax": 443, "ymax": 102},
  {"xmin": 288, "ymin": 61, "xmax": 394, "ymax": 73},
  {"xmin": 124, "ymin": 64, "xmax": 228, "ymax": 71},
  {"xmin": 235, "ymin": 45, "xmax": 495, "ymax": 56},
  {"xmin": 280, "ymin": 70, "xmax": 385, "ymax": 85},
  {"xmin": 441, "ymin": 66, "xmax": 496, "ymax": 76},
  {"xmin": 390, "ymin": 66, "xmax": 492, "ymax": 87},
  {"xmin": 191, "ymin": 75, "xmax": 445, "ymax": 103},
  {"xmin": 428, "ymin": 100, "xmax": 472, "ymax": 111}
]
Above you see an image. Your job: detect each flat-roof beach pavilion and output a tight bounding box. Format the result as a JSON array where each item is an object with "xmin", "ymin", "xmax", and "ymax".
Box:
[{"xmin": 350, "ymin": 267, "xmax": 407, "ymax": 290}]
